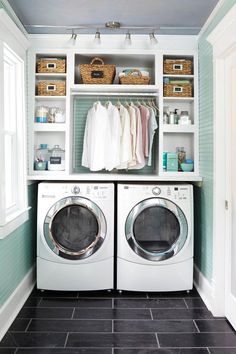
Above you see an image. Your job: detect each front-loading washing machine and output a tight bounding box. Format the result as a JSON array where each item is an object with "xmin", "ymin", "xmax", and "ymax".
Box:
[
  {"xmin": 37, "ymin": 182, "xmax": 114, "ymax": 291},
  {"xmin": 117, "ymin": 183, "xmax": 193, "ymax": 292}
]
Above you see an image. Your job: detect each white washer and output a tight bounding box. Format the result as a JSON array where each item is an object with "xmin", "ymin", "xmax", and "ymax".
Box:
[
  {"xmin": 37, "ymin": 182, "xmax": 114, "ymax": 291},
  {"xmin": 117, "ymin": 183, "xmax": 193, "ymax": 292}
]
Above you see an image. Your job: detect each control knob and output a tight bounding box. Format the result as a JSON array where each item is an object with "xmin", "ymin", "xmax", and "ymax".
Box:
[
  {"xmin": 72, "ymin": 185, "xmax": 80, "ymax": 195},
  {"xmin": 152, "ymin": 187, "xmax": 161, "ymax": 195}
]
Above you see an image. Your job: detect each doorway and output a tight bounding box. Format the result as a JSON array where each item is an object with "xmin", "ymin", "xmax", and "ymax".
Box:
[{"xmin": 207, "ymin": 3, "xmax": 236, "ymax": 330}]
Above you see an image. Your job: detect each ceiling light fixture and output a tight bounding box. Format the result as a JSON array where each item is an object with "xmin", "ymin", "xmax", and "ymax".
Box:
[
  {"xmin": 105, "ymin": 21, "xmax": 121, "ymax": 29},
  {"xmin": 94, "ymin": 30, "xmax": 101, "ymax": 46},
  {"xmin": 149, "ymin": 32, "xmax": 158, "ymax": 46}
]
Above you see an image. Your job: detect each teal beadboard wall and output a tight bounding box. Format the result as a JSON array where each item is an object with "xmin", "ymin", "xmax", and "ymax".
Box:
[
  {"xmin": 0, "ymin": 183, "xmax": 37, "ymax": 307},
  {"xmin": 74, "ymin": 97, "xmax": 158, "ymax": 175},
  {"xmin": 195, "ymin": 0, "xmax": 236, "ymax": 281}
]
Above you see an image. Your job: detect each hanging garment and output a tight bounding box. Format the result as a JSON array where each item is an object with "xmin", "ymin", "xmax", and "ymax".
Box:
[
  {"xmin": 106, "ymin": 102, "xmax": 121, "ymax": 171},
  {"xmin": 82, "ymin": 101, "xmax": 111, "ymax": 171},
  {"xmin": 116, "ymin": 104, "xmax": 132, "ymax": 169},
  {"xmin": 139, "ymin": 105, "xmax": 150, "ymax": 157},
  {"xmin": 128, "ymin": 104, "xmax": 145, "ymax": 170},
  {"xmin": 147, "ymin": 107, "xmax": 158, "ymax": 166},
  {"xmin": 128, "ymin": 105, "xmax": 137, "ymax": 168}
]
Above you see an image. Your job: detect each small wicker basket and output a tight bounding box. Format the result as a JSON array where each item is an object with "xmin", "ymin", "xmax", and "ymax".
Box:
[
  {"xmin": 37, "ymin": 80, "xmax": 66, "ymax": 96},
  {"xmin": 37, "ymin": 58, "xmax": 66, "ymax": 73},
  {"xmin": 164, "ymin": 82, "xmax": 192, "ymax": 97},
  {"xmin": 119, "ymin": 69, "xmax": 150, "ymax": 85},
  {"xmin": 164, "ymin": 59, "xmax": 192, "ymax": 75},
  {"xmin": 79, "ymin": 57, "xmax": 116, "ymax": 84}
]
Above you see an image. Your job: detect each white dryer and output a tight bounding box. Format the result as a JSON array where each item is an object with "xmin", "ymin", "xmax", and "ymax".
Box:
[
  {"xmin": 117, "ymin": 183, "xmax": 193, "ymax": 292},
  {"xmin": 37, "ymin": 182, "xmax": 114, "ymax": 291}
]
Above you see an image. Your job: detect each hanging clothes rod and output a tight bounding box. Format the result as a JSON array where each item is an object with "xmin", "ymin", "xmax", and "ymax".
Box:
[{"xmin": 71, "ymin": 92, "xmax": 158, "ymax": 97}]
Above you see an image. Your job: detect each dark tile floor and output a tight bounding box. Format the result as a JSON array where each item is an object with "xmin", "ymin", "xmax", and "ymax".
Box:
[{"xmin": 1, "ymin": 287, "xmax": 236, "ymax": 353}]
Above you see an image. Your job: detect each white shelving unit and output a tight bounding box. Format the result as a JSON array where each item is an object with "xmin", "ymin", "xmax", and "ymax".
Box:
[
  {"xmin": 27, "ymin": 39, "xmax": 200, "ymax": 181},
  {"xmin": 159, "ymin": 53, "xmax": 199, "ymax": 177}
]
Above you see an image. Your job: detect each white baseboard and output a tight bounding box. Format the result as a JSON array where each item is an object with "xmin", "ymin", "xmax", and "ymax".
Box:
[
  {"xmin": 193, "ymin": 264, "xmax": 213, "ymax": 312},
  {"xmin": 0, "ymin": 265, "xmax": 36, "ymax": 341}
]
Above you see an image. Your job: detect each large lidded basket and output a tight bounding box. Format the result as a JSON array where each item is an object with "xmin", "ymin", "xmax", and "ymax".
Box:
[{"xmin": 79, "ymin": 57, "xmax": 116, "ymax": 84}]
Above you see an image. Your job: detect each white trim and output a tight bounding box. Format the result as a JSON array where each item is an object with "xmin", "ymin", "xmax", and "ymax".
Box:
[
  {"xmin": 0, "ymin": 207, "xmax": 30, "ymax": 239},
  {"xmin": 193, "ymin": 264, "xmax": 214, "ymax": 313},
  {"xmin": 0, "ymin": 265, "xmax": 36, "ymax": 341},
  {"xmin": 0, "ymin": 9, "xmax": 29, "ymax": 56},
  {"xmin": 206, "ymin": 4, "xmax": 236, "ymax": 318},
  {"xmin": 198, "ymin": 0, "xmax": 227, "ymax": 38}
]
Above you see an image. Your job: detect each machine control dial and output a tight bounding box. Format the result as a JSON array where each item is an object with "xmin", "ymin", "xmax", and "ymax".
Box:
[
  {"xmin": 152, "ymin": 186, "xmax": 161, "ymax": 195},
  {"xmin": 71, "ymin": 185, "xmax": 80, "ymax": 195}
]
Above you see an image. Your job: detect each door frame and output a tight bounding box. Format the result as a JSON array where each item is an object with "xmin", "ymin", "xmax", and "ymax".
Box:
[{"xmin": 207, "ymin": 4, "xmax": 236, "ymax": 316}]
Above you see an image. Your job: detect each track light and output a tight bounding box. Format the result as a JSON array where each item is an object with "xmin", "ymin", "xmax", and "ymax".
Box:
[
  {"xmin": 67, "ymin": 32, "xmax": 77, "ymax": 46},
  {"xmin": 124, "ymin": 32, "xmax": 132, "ymax": 47},
  {"xmin": 94, "ymin": 30, "xmax": 101, "ymax": 46},
  {"xmin": 72, "ymin": 33, "xmax": 77, "ymax": 46},
  {"xmin": 149, "ymin": 32, "xmax": 158, "ymax": 47}
]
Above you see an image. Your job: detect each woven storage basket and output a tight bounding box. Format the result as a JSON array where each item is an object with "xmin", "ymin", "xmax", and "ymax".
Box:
[
  {"xmin": 37, "ymin": 80, "xmax": 66, "ymax": 96},
  {"xmin": 164, "ymin": 59, "xmax": 192, "ymax": 75},
  {"xmin": 164, "ymin": 82, "xmax": 192, "ymax": 97},
  {"xmin": 119, "ymin": 69, "xmax": 150, "ymax": 85},
  {"xmin": 37, "ymin": 58, "xmax": 66, "ymax": 73},
  {"xmin": 79, "ymin": 57, "xmax": 116, "ymax": 84}
]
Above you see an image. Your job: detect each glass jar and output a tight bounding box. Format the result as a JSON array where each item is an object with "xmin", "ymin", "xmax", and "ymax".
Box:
[
  {"xmin": 35, "ymin": 106, "xmax": 48, "ymax": 123},
  {"xmin": 48, "ymin": 145, "xmax": 65, "ymax": 171},
  {"xmin": 48, "ymin": 107, "xmax": 57, "ymax": 123},
  {"xmin": 176, "ymin": 147, "xmax": 186, "ymax": 171},
  {"xmin": 34, "ymin": 144, "xmax": 49, "ymax": 170}
]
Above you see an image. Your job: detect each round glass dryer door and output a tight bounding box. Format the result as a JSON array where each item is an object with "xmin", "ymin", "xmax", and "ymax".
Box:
[
  {"xmin": 44, "ymin": 196, "xmax": 106, "ymax": 260},
  {"xmin": 125, "ymin": 198, "xmax": 188, "ymax": 261}
]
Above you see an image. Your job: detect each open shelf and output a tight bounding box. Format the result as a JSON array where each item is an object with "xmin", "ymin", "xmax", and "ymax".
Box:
[{"xmin": 162, "ymin": 125, "xmax": 196, "ymax": 133}]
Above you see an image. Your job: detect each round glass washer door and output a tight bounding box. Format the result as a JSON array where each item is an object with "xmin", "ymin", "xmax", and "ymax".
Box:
[
  {"xmin": 43, "ymin": 196, "xmax": 106, "ymax": 260},
  {"xmin": 125, "ymin": 197, "xmax": 188, "ymax": 261}
]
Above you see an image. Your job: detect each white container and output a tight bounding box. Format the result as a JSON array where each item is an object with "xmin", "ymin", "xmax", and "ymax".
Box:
[
  {"xmin": 169, "ymin": 111, "xmax": 175, "ymax": 124},
  {"xmin": 55, "ymin": 109, "xmax": 65, "ymax": 123},
  {"xmin": 178, "ymin": 111, "xmax": 191, "ymax": 125}
]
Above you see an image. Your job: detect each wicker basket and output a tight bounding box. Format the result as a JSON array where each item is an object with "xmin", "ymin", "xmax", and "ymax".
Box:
[
  {"xmin": 37, "ymin": 80, "xmax": 66, "ymax": 96},
  {"xmin": 164, "ymin": 82, "xmax": 192, "ymax": 97},
  {"xmin": 37, "ymin": 58, "xmax": 66, "ymax": 73},
  {"xmin": 164, "ymin": 59, "xmax": 192, "ymax": 75},
  {"xmin": 119, "ymin": 69, "xmax": 150, "ymax": 85},
  {"xmin": 79, "ymin": 57, "xmax": 116, "ymax": 84}
]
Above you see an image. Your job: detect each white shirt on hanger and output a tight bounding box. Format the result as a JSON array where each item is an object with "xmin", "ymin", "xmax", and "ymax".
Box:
[
  {"xmin": 128, "ymin": 105, "xmax": 137, "ymax": 168},
  {"xmin": 116, "ymin": 104, "xmax": 132, "ymax": 169},
  {"xmin": 82, "ymin": 101, "xmax": 111, "ymax": 171},
  {"xmin": 106, "ymin": 102, "xmax": 121, "ymax": 171},
  {"xmin": 128, "ymin": 105, "xmax": 145, "ymax": 170}
]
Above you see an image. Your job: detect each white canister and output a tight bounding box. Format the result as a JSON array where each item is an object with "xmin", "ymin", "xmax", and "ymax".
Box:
[
  {"xmin": 54, "ymin": 109, "xmax": 65, "ymax": 123},
  {"xmin": 169, "ymin": 111, "xmax": 175, "ymax": 124}
]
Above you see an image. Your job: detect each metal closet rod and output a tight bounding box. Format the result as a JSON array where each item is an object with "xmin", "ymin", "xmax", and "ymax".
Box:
[{"xmin": 71, "ymin": 92, "xmax": 158, "ymax": 96}]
